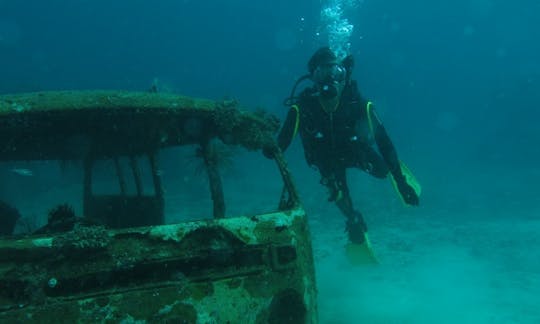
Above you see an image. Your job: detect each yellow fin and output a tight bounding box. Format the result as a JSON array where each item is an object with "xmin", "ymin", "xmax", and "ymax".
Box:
[
  {"xmin": 345, "ymin": 233, "xmax": 379, "ymax": 266},
  {"xmin": 390, "ymin": 161, "xmax": 421, "ymax": 205},
  {"xmin": 400, "ymin": 161, "xmax": 421, "ymax": 196}
]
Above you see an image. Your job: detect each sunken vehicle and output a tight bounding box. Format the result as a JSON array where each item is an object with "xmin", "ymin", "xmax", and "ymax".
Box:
[{"xmin": 0, "ymin": 91, "xmax": 318, "ymax": 323}]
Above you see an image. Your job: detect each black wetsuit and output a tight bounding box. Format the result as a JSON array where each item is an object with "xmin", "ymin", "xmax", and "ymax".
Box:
[{"xmin": 276, "ymin": 80, "xmax": 413, "ymax": 242}]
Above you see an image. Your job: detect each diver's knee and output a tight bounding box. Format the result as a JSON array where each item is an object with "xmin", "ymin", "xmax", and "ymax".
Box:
[{"xmin": 364, "ymin": 163, "xmax": 388, "ymax": 178}]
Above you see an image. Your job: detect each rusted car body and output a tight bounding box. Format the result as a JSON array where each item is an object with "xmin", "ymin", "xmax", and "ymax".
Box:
[{"xmin": 0, "ymin": 91, "xmax": 318, "ymax": 323}]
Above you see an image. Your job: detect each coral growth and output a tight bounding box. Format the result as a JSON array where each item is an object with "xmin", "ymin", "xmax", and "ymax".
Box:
[{"xmin": 33, "ymin": 203, "xmax": 77, "ymax": 234}]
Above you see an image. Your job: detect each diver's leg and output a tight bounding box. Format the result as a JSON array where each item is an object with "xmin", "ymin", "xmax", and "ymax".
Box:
[
  {"xmin": 359, "ymin": 146, "xmax": 389, "ymax": 179},
  {"xmin": 318, "ymin": 166, "xmax": 340, "ymax": 202},
  {"xmin": 332, "ymin": 168, "xmax": 368, "ymax": 244}
]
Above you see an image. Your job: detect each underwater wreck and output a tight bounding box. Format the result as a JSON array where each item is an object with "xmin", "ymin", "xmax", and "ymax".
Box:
[{"xmin": 0, "ymin": 90, "xmax": 318, "ymax": 323}]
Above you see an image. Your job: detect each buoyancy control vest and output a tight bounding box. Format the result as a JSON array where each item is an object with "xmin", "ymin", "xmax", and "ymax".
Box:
[{"xmin": 296, "ymin": 81, "xmax": 374, "ymax": 167}]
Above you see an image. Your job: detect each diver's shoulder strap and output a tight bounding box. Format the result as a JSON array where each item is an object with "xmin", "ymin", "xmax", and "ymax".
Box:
[
  {"xmin": 366, "ymin": 101, "xmax": 375, "ymax": 138},
  {"xmin": 290, "ymin": 104, "xmax": 300, "ymax": 139}
]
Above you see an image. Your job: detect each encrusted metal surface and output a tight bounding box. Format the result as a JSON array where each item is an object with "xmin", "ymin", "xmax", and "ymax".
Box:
[
  {"xmin": 0, "ymin": 90, "xmax": 317, "ymax": 323},
  {"xmin": 0, "ymin": 90, "xmax": 279, "ymax": 160},
  {"xmin": 0, "ymin": 207, "xmax": 317, "ymax": 323}
]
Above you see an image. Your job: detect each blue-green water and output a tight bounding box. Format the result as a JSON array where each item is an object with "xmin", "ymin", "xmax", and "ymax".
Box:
[{"xmin": 1, "ymin": 0, "xmax": 539, "ymax": 322}]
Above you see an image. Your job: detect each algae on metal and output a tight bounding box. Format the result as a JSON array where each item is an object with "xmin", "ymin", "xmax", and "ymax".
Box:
[
  {"xmin": 0, "ymin": 90, "xmax": 279, "ymax": 160},
  {"xmin": 0, "ymin": 90, "xmax": 316, "ymax": 323},
  {"xmin": 0, "ymin": 90, "xmax": 216, "ymax": 114},
  {"xmin": 0, "ymin": 207, "xmax": 316, "ymax": 323}
]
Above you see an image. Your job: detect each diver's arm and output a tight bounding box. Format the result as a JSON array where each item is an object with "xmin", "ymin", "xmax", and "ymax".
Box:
[
  {"xmin": 370, "ymin": 109, "xmax": 404, "ymax": 181},
  {"xmin": 276, "ymin": 106, "xmax": 300, "ymax": 152}
]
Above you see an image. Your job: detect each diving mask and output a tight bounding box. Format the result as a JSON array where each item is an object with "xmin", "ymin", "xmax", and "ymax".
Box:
[{"xmin": 311, "ymin": 63, "xmax": 346, "ymax": 84}]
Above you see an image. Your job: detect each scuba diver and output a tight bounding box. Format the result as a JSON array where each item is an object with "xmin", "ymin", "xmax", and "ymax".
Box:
[{"xmin": 265, "ymin": 47, "xmax": 421, "ymax": 264}]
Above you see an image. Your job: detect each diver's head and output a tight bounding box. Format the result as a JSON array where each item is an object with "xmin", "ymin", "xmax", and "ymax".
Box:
[
  {"xmin": 308, "ymin": 47, "xmax": 350, "ymax": 100},
  {"xmin": 282, "ymin": 47, "xmax": 354, "ymax": 108}
]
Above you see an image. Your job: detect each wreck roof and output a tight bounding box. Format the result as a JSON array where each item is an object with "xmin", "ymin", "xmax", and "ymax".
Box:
[{"xmin": 0, "ymin": 90, "xmax": 278, "ymax": 161}]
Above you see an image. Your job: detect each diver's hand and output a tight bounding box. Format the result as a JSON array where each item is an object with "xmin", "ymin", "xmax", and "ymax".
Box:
[
  {"xmin": 262, "ymin": 144, "xmax": 278, "ymax": 159},
  {"xmin": 397, "ymin": 181, "xmax": 419, "ymax": 206}
]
